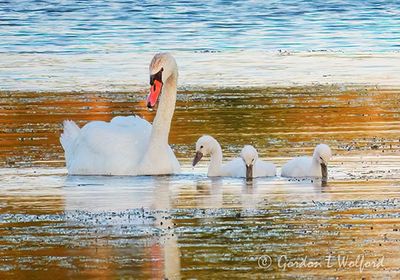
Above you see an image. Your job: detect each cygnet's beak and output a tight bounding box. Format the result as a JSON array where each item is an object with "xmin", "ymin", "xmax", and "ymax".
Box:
[
  {"xmin": 321, "ymin": 162, "xmax": 328, "ymax": 180},
  {"xmin": 192, "ymin": 151, "xmax": 203, "ymax": 167},
  {"xmin": 246, "ymin": 164, "xmax": 253, "ymax": 180}
]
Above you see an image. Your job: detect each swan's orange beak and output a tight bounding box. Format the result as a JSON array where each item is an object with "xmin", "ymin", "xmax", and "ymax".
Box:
[{"xmin": 147, "ymin": 80, "xmax": 163, "ymax": 109}]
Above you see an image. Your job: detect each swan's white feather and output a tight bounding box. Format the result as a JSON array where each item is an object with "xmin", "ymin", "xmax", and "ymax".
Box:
[
  {"xmin": 194, "ymin": 136, "xmax": 276, "ymax": 178},
  {"xmin": 62, "ymin": 116, "xmax": 152, "ymax": 175},
  {"xmin": 281, "ymin": 144, "xmax": 332, "ymax": 178},
  {"xmin": 281, "ymin": 156, "xmax": 320, "ymax": 177},
  {"xmin": 216, "ymin": 157, "xmax": 277, "ymax": 178},
  {"xmin": 60, "ymin": 120, "xmax": 81, "ymax": 168},
  {"xmin": 221, "ymin": 157, "xmax": 244, "ymax": 177},
  {"xmin": 60, "ymin": 53, "xmax": 181, "ymax": 176},
  {"xmin": 240, "ymin": 145, "xmax": 276, "ymax": 177},
  {"xmin": 254, "ymin": 160, "xmax": 276, "ymax": 177}
]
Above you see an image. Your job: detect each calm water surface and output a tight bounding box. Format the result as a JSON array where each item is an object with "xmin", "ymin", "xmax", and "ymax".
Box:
[
  {"xmin": 1, "ymin": 0, "xmax": 400, "ymax": 53},
  {"xmin": 1, "ymin": 0, "xmax": 400, "ymax": 91},
  {"xmin": 2, "ymin": 1, "xmax": 400, "ymax": 278},
  {"xmin": 1, "ymin": 86, "xmax": 400, "ymax": 278}
]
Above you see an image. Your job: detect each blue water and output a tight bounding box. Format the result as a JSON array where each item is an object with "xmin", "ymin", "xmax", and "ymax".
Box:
[{"xmin": 1, "ymin": 0, "xmax": 400, "ymax": 54}]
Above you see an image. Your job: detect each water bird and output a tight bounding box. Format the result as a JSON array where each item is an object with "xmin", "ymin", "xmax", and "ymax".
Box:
[
  {"xmin": 192, "ymin": 135, "xmax": 276, "ymax": 179},
  {"xmin": 240, "ymin": 145, "xmax": 276, "ymax": 179},
  {"xmin": 281, "ymin": 144, "xmax": 332, "ymax": 179},
  {"xmin": 60, "ymin": 53, "xmax": 180, "ymax": 175}
]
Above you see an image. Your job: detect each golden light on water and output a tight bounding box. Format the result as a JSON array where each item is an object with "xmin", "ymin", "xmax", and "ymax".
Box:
[{"xmin": 1, "ymin": 86, "xmax": 400, "ymax": 279}]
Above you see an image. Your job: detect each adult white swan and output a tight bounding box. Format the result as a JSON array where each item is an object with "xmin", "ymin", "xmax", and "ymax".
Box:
[
  {"xmin": 60, "ymin": 53, "xmax": 180, "ymax": 175},
  {"xmin": 192, "ymin": 135, "xmax": 276, "ymax": 179},
  {"xmin": 281, "ymin": 144, "xmax": 332, "ymax": 179}
]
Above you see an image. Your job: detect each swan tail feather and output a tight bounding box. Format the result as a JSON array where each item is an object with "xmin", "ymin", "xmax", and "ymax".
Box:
[{"xmin": 60, "ymin": 120, "xmax": 80, "ymax": 156}]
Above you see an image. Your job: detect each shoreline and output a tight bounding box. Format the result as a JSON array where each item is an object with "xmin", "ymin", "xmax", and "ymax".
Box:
[
  {"xmin": 1, "ymin": 84, "xmax": 400, "ymax": 95},
  {"xmin": 1, "ymin": 51, "xmax": 400, "ymax": 92}
]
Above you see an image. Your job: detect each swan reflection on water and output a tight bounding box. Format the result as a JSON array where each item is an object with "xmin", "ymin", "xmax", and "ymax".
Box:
[
  {"xmin": 61, "ymin": 173, "xmax": 331, "ymax": 279},
  {"xmin": 63, "ymin": 172, "xmax": 331, "ymax": 212}
]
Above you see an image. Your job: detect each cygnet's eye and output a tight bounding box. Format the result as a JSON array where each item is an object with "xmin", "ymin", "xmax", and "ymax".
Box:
[
  {"xmin": 319, "ymin": 156, "xmax": 323, "ymax": 161},
  {"xmin": 200, "ymin": 145, "xmax": 203, "ymax": 149},
  {"xmin": 252, "ymin": 159, "xmax": 255, "ymax": 162}
]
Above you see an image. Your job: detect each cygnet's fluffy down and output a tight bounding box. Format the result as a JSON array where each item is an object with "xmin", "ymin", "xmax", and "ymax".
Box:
[
  {"xmin": 192, "ymin": 135, "xmax": 276, "ymax": 179},
  {"xmin": 281, "ymin": 144, "xmax": 332, "ymax": 178}
]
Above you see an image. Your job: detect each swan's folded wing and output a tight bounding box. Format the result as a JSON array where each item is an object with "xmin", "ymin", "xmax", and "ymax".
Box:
[
  {"xmin": 281, "ymin": 156, "xmax": 311, "ymax": 177},
  {"xmin": 255, "ymin": 160, "xmax": 276, "ymax": 177},
  {"xmin": 222, "ymin": 157, "xmax": 245, "ymax": 177},
  {"xmin": 68, "ymin": 116, "xmax": 152, "ymax": 175},
  {"xmin": 60, "ymin": 120, "xmax": 81, "ymax": 166}
]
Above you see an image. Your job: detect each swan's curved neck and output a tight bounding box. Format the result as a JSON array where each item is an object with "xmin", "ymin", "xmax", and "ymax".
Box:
[
  {"xmin": 208, "ymin": 142, "xmax": 223, "ymax": 176},
  {"xmin": 138, "ymin": 70, "xmax": 178, "ymax": 174},
  {"xmin": 149, "ymin": 73, "xmax": 177, "ymax": 146},
  {"xmin": 311, "ymin": 155, "xmax": 321, "ymax": 170}
]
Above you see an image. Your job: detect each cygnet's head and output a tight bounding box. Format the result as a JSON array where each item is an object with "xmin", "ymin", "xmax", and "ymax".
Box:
[
  {"xmin": 313, "ymin": 144, "xmax": 332, "ymax": 164},
  {"xmin": 313, "ymin": 144, "xmax": 332, "ymax": 179},
  {"xmin": 240, "ymin": 145, "xmax": 258, "ymax": 179},
  {"xmin": 147, "ymin": 53, "xmax": 178, "ymax": 109},
  {"xmin": 192, "ymin": 135, "xmax": 219, "ymax": 167}
]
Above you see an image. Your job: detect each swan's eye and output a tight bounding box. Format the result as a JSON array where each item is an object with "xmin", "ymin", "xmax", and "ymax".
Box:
[
  {"xmin": 200, "ymin": 145, "xmax": 203, "ymax": 149},
  {"xmin": 150, "ymin": 68, "xmax": 163, "ymax": 85},
  {"xmin": 320, "ymin": 156, "xmax": 323, "ymax": 161},
  {"xmin": 161, "ymin": 67, "xmax": 164, "ymax": 72}
]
